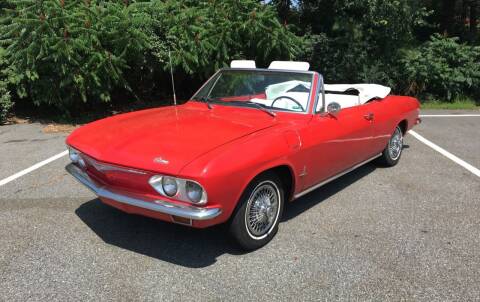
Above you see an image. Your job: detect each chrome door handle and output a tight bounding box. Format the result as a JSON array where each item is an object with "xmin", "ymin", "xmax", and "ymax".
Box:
[{"xmin": 364, "ymin": 113, "xmax": 374, "ymax": 121}]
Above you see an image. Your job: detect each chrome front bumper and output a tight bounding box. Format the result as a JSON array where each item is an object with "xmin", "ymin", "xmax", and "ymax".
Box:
[{"xmin": 65, "ymin": 163, "xmax": 222, "ymax": 221}]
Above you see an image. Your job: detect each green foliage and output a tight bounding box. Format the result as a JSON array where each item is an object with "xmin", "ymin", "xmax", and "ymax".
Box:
[
  {"xmin": 0, "ymin": 0, "xmax": 150, "ymax": 112},
  {"xmin": 146, "ymin": 0, "xmax": 302, "ymax": 76},
  {"xmin": 0, "ymin": 0, "xmax": 478, "ymax": 119},
  {"xmin": 301, "ymin": 0, "xmax": 430, "ymax": 87},
  {"xmin": 0, "ymin": 82, "xmax": 12, "ymax": 123},
  {"xmin": 0, "ymin": 48, "xmax": 13, "ymax": 123},
  {"xmin": 402, "ymin": 34, "xmax": 480, "ymax": 101},
  {"xmin": 0, "ymin": 0, "xmax": 303, "ymax": 115},
  {"xmin": 421, "ymin": 97, "xmax": 478, "ymax": 110}
]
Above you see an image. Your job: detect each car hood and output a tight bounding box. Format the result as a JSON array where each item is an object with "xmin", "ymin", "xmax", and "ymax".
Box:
[{"xmin": 67, "ymin": 102, "xmax": 277, "ymax": 175}]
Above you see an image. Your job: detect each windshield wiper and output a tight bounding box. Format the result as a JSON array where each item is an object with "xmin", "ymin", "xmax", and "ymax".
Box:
[
  {"xmin": 202, "ymin": 97, "xmax": 216, "ymax": 109},
  {"xmin": 192, "ymin": 96, "xmax": 216, "ymax": 109},
  {"xmin": 193, "ymin": 98, "xmax": 276, "ymax": 117},
  {"xmin": 229, "ymin": 100, "xmax": 276, "ymax": 117}
]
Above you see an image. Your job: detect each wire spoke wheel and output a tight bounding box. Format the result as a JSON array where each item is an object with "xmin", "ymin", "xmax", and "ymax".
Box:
[
  {"xmin": 388, "ymin": 127, "xmax": 403, "ymax": 161},
  {"xmin": 245, "ymin": 181, "xmax": 280, "ymax": 239}
]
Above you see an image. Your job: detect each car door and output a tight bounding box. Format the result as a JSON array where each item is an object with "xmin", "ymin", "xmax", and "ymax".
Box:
[
  {"xmin": 361, "ymin": 99, "xmax": 398, "ymax": 153},
  {"xmin": 299, "ymin": 105, "xmax": 377, "ymax": 190}
]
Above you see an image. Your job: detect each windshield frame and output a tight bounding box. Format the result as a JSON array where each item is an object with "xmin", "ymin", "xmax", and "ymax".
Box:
[{"xmin": 191, "ymin": 68, "xmax": 319, "ymax": 115}]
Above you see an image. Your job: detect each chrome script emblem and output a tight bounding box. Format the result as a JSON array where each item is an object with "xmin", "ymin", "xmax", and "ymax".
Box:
[{"xmin": 153, "ymin": 157, "xmax": 169, "ymax": 165}]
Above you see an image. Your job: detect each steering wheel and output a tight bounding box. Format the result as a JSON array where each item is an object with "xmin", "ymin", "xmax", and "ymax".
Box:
[{"xmin": 271, "ymin": 96, "xmax": 305, "ymax": 112}]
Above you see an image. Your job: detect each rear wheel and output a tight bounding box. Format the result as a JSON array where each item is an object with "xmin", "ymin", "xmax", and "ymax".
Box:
[
  {"xmin": 378, "ymin": 126, "xmax": 404, "ymax": 167},
  {"xmin": 229, "ymin": 172, "xmax": 284, "ymax": 251}
]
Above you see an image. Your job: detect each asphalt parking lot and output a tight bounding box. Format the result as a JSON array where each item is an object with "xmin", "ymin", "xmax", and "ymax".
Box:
[{"xmin": 1, "ymin": 110, "xmax": 479, "ymax": 301}]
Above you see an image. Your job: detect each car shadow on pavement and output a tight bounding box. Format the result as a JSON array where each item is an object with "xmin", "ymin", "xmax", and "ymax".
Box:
[
  {"xmin": 75, "ymin": 200, "xmax": 243, "ymax": 268},
  {"xmin": 75, "ymin": 157, "xmax": 391, "ymax": 268}
]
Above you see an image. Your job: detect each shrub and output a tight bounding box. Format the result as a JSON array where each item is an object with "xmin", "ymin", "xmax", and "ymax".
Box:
[
  {"xmin": 402, "ymin": 34, "xmax": 480, "ymax": 101},
  {"xmin": 301, "ymin": 0, "xmax": 429, "ymax": 87},
  {"xmin": 0, "ymin": 0, "xmax": 150, "ymax": 113},
  {"xmin": 0, "ymin": 0, "xmax": 304, "ymax": 113},
  {"xmin": 0, "ymin": 48, "xmax": 13, "ymax": 124},
  {"xmin": 0, "ymin": 81, "xmax": 12, "ymax": 124}
]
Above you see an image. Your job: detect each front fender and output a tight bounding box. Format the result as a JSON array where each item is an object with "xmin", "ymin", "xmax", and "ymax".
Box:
[{"xmin": 179, "ymin": 126, "xmax": 301, "ymax": 222}]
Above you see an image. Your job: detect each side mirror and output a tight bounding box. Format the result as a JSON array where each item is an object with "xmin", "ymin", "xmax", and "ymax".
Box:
[{"xmin": 327, "ymin": 102, "xmax": 341, "ymax": 117}]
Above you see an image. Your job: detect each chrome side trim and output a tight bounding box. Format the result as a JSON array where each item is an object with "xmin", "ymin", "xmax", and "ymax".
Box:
[
  {"xmin": 66, "ymin": 164, "xmax": 222, "ymax": 221},
  {"xmin": 294, "ymin": 154, "xmax": 382, "ymax": 199}
]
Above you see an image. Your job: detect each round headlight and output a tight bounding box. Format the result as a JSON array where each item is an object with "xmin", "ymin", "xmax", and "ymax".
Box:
[
  {"xmin": 186, "ymin": 181, "xmax": 203, "ymax": 203},
  {"xmin": 161, "ymin": 177, "xmax": 178, "ymax": 197},
  {"xmin": 69, "ymin": 147, "xmax": 80, "ymax": 163}
]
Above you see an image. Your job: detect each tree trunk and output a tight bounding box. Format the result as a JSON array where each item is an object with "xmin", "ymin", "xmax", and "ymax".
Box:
[
  {"xmin": 275, "ymin": 0, "xmax": 291, "ymax": 25},
  {"xmin": 470, "ymin": 0, "xmax": 478, "ymax": 41},
  {"xmin": 462, "ymin": 0, "xmax": 468, "ymax": 39},
  {"xmin": 441, "ymin": 0, "xmax": 458, "ymax": 36}
]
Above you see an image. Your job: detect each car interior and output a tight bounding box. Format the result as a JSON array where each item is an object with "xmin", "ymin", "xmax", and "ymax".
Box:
[
  {"xmin": 251, "ymin": 82, "xmax": 391, "ymax": 113},
  {"xmin": 225, "ymin": 60, "xmax": 392, "ymax": 113},
  {"xmin": 317, "ymin": 84, "xmax": 392, "ymax": 112}
]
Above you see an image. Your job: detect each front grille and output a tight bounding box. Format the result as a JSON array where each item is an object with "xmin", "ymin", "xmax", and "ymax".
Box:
[{"xmin": 81, "ymin": 155, "xmax": 157, "ymax": 195}]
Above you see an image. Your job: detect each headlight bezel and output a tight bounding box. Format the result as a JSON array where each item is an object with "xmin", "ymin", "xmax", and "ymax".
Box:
[
  {"xmin": 68, "ymin": 147, "xmax": 80, "ymax": 163},
  {"xmin": 149, "ymin": 175, "xmax": 207, "ymax": 205}
]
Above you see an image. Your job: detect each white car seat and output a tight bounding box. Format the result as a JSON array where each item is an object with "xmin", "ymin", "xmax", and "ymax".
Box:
[{"xmin": 317, "ymin": 84, "xmax": 391, "ymax": 111}]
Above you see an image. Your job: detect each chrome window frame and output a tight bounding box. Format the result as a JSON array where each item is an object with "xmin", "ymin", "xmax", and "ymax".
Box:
[{"xmin": 313, "ymin": 73, "xmax": 326, "ymax": 114}]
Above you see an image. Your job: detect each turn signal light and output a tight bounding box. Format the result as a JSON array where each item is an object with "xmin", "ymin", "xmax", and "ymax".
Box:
[{"xmin": 171, "ymin": 215, "xmax": 192, "ymax": 226}]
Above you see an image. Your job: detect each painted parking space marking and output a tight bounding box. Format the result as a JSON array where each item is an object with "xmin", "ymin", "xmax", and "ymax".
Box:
[
  {"xmin": 420, "ymin": 114, "xmax": 480, "ymax": 117},
  {"xmin": 409, "ymin": 130, "xmax": 480, "ymax": 178},
  {"xmin": 0, "ymin": 150, "xmax": 68, "ymax": 186}
]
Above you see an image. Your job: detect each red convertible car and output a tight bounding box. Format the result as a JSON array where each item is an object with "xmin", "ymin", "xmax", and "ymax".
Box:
[{"xmin": 66, "ymin": 61, "xmax": 421, "ymax": 250}]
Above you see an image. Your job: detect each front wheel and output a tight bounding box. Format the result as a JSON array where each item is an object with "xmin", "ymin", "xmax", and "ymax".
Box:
[
  {"xmin": 378, "ymin": 125, "xmax": 404, "ymax": 167},
  {"xmin": 229, "ymin": 172, "xmax": 284, "ymax": 251}
]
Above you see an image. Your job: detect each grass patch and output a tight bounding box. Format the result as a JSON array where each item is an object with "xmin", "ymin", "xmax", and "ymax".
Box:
[{"xmin": 422, "ymin": 98, "xmax": 479, "ymax": 110}]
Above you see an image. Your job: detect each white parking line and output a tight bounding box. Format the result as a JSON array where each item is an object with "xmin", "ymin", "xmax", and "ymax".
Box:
[
  {"xmin": 420, "ymin": 114, "xmax": 480, "ymax": 117},
  {"xmin": 0, "ymin": 150, "xmax": 68, "ymax": 186},
  {"xmin": 409, "ymin": 131, "xmax": 480, "ymax": 177}
]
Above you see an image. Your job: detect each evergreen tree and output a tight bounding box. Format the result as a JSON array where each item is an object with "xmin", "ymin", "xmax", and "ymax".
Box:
[{"xmin": 0, "ymin": 0, "xmax": 150, "ymax": 112}]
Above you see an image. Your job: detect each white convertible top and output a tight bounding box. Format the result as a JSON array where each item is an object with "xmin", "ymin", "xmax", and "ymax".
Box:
[
  {"xmin": 319, "ymin": 84, "xmax": 391, "ymax": 111},
  {"xmin": 324, "ymin": 84, "xmax": 391, "ymax": 104}
]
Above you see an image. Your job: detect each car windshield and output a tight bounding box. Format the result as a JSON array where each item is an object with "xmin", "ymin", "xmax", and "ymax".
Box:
[{"xmin": 192, "ymin": 69, "xmax": 314, "ymax": 113}]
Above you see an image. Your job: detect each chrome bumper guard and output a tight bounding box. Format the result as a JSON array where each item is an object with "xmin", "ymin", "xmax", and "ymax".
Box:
[{"xmin": 66, "ymin": 163, "xmax": 222, "ymax": 221}]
